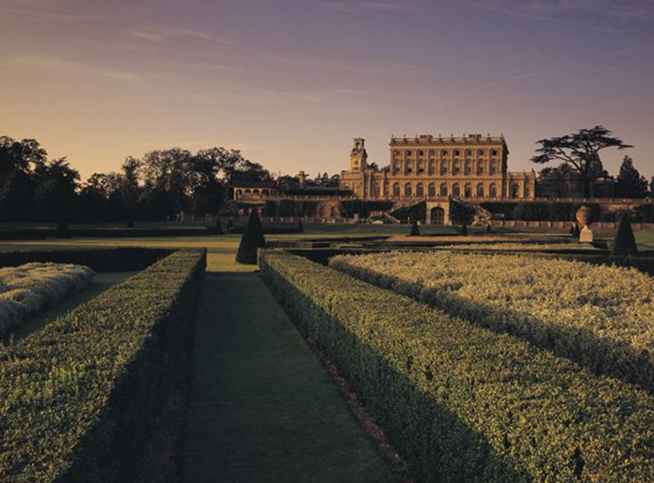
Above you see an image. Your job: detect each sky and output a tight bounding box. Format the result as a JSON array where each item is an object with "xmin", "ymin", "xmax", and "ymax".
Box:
[{"xmin": 2, "ymin": 0, "xmax": 653, "ymax": 181}]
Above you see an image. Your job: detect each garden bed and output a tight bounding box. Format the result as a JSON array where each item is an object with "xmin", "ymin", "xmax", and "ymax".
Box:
[
  {"xmin": 261, "ymin": 250, "xmax": 654, "ymax": 481},
  {"xmin": 0, "ymin": 263, "xmax": 95, "ymax": 335},
  {"xmin": 330, "ymin": 251, "xmax": 654, "ymax": 392}
]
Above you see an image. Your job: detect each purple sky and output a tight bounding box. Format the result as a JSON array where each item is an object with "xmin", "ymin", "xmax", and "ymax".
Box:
[{"xmin": 2, "ymin": 0, "xmax": 653, "ymax": 181}]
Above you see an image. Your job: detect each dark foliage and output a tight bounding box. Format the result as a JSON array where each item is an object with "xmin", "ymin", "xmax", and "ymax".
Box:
[
  {"xmin": 531, "ymin": 126, "xmax": 632, "ymax": 198},
  {"xmin": 613, "ymin": 212, "xmax": 638, "ymax": 256},
  {"xmin": 616, "ymin": 156, "xmax": 648, "ymax": 198},
  {"xmin": 236, "ymin": 210, "xmax": 266, "ymax": 264}
]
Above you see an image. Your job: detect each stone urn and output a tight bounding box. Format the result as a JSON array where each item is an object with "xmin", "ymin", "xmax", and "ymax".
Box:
[
  {"xmin": 576, "ymin": 206, "xmax": 594, "ymax": 228},
  {"xmin": 576, "ymin": 206, "xmax": 594, "ymax": 243}
]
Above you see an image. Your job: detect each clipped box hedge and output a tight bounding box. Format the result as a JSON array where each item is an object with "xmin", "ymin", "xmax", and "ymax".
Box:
[
  {"xmin": 0, "ymin": 249, "xmax": 206, "ymax": 482},
  {"xmin": 260, "ymin": 250, "xmax": 654, "ymax": 482},
  {"xmin": 0, "ymin": 247, "xmax": 173, "ymax": 272}
]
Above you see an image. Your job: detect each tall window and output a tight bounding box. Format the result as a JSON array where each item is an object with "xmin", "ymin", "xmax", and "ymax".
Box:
[
  {"xmin": 428, "ymin": 160, "xmax": 435, "ymax": 175},
  {"xmin": 416, "ymin": 183, "xmax": 424, "ymax": 197},
  {"xmin": 393, "ymin": 183, "xmax": 400, "ymax": 197},
  {"xmin": 453, "ymin": 160, "xmax": 460, "ymax": 175},
  {"xmin": 524, "ymin": 185, "xmax": 530, "ymax": 198},
  {"xmin": 464, "ymin": 161, "xmax": 471, "ymax": 175},
  {"xmin": 428, "ymin": 183, "xmax": 436, "ymax": 197},
  {"xmin": 489, "ymin": 161, "xmax": 496, "ymax": 175},
  {"xmin": 464, "ymin": 183, "xmax": 472, "ymax": 198},
  {"xmin": 511, "ymin": 183, "xmax": 519, "ymax": 199},
  {"xmin": 477, "ymin": 163, "xmax": 484, "ymax": 175},
  {"xmin": 489, "ymin": 183, "xmax": 497, "ymax": 198},
  {"xmin": 405, "ymin": 183, "xmax": 412, "ymax": 197},
  {"xmin": 440, "ymin": 161, "xmax": 447, "ymax": 175},
  {"xmin": 477, "ymin": 183, "xmax": 484, "ymax": 198},
  {"xmin": 440, "ymin": 183, "xmax": 448, "ymax": 197},
  {"xmin": 452, "ymin": 183, "xmax": 461, "ymax": 198}
]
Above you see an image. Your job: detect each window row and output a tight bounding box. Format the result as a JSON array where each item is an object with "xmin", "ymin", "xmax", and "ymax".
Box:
[
  {"xmin": 391, "ymin": 160, "xmax": 498, "ymax": 175},
  {"xmin": 393, "ymin": 148, "xmax": 499, "ymax": 158},
  {"xmin": 373, "ymin": 182, "xmax": 530, "ymax": 199}
]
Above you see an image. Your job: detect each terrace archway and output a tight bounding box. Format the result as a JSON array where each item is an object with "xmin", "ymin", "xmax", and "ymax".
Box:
[{"xmin": 430, "ymin": 207, "xmax": 445, "ymax": 225}]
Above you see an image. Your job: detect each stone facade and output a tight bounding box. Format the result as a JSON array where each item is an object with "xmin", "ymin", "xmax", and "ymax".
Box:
[{"xmin": 340, "ymin": 135, "xmax": 537, "ymax": 202}]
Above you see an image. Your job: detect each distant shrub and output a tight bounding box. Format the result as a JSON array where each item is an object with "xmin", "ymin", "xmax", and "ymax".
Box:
[
  {"xmin": 236, "ymin": 210, "xmax": 266, "ymax": 264},
  {"xmin": 408, "ymin": 220, "xmax": 420, "ymax": 236},
  {"xmin": 613, "ymin": 212, "xmax": 638, "ymax": 256}
]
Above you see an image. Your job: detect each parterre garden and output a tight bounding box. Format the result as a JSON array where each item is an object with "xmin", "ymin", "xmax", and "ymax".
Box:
[{"xmin": 2, "ymin": 226, "xmax": 654, "ymax": 482}]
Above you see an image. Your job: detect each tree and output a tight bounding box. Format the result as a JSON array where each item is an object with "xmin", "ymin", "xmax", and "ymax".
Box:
[
  {"xmin": 32, "ymin": 158, "xmax": 80, "ymax": 228},
  {"xmin": 235, "ymin": 210, "xmax": 266, "ymax": 264},
  {"xmin": 616, "ymin": 156, "xmax": 647, "ymax": 198},
  {"xmin": 121, "ymin": 157, "xmax": 141, "ymax": 224},
  {"xmin": 650, "ymin": 176, "xmax": 654, "ymax": 195},
  {"xmin": 531, "ymin": 126, "xmax": 632, "ymax": 198}
]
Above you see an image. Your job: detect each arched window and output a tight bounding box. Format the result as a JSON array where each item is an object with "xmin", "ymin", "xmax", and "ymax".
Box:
[
  {"xmin": 428, "ymin": 183, "xmax": 436, "ymax": 197},
  {"xmin": 489, "ymin": 161, "xmax": 497, "ymax": 175},
  {"xmin": 392, "ymin": 183, "xmax": 400, "ymax": 197},
  {"xmin": 464, "ymin": 161, "xmax": 471, "ymax": 175},
  {"xmin": 452, "ymin": 183, "xmax": 461, "ymax": 198},
  {"xmin": 489, "ymin": 183, "xmax": 497, "ymax": 198},
  {"xmin": 464, "ymin": 183, "xmax": 472, "ymax": 198},
  {"xmin": 404, "ymin": 183, "xmax": 413, "ymax": 197},
  {"xmin": 477, "ymin": 163, "xmax": 484, "ymax": 175},
  {"xmin": 428, "ymin": 160, "xmax": 435, "ymax": 175},
  {"xmin": 453, "ymin": 160, "xmax": 460, "ymax": 175},
  {"xmin": 524, "ymin": 185, "xmax": 530, "ymax": 198},
  {"xmin": 511, "ymin": 184, "xmax": 519, "ymax": 199},
  {"xmin": 416, "ymin": 183, "xmax": 424, "ymax": 197},
  {"xmin": 440, "ymin": 183, "xmax": 448, "ymax": 197},
  {"xmin": 440, "ymin": 161, "xmax": 447, "ymax": 175},
  {"xmin": 477, "ymin": 183, "xmax": 484, "ymax": 198}
]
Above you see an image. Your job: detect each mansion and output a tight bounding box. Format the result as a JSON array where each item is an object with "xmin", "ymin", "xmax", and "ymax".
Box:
[{"xmin": 339, "ymin": 135, "xmax": 536, "ymax": 202}]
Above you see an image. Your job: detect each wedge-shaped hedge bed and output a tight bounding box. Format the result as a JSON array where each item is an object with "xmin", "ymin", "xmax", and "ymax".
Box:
[
  {"xmin": 0, "ymin": 249, "xmax": 206, "ymax": 482},
  {"xmin": 261, "ymin": 250, "xmax": 654, "ymax": 482},
  {"xmin": 331, "ymin": 251, "xmax": 654, "ymax": 393}
]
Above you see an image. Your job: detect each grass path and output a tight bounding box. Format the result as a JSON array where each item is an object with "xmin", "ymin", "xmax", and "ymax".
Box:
[{"xmin": 181, "ymin": 255, "xmax": 399, "ymax": 483}]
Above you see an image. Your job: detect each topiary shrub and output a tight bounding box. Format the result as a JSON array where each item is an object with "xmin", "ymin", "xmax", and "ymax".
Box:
[
  {"xmin": 409, "ymin": 220, "xmax": 420, "ymax": 236},
  {"xmin": 236, "ymin": 210, "xmax": 266, "ymax": 264},
  {"xmin": 613, "ymin": 212, "xmax": 638, "ymax": 256}
]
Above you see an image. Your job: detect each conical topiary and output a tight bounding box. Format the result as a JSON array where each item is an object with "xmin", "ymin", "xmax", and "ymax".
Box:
[
  {"xmin": 236, "ymin": 210, "xmax": 266, "ymax": 264},
  {"xmin": 613, "ymin": 212, "xmax": 638, "ymax": 256},
  {"xmin": 409, "ymin": 220, "xmax": 420, "ymax": 236}
]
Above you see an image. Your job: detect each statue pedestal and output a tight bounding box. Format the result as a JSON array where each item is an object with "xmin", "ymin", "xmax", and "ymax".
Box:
[{"xmin": 579, "ymin": 226, "xmax": 594, "ymax": 243}]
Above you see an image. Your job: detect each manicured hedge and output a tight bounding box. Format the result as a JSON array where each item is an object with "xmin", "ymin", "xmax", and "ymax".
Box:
[
  {"xmin": 0, "ymin": 247, "xmax": 172, "ymax": 272},
  {"xmin": 0, "ymin": 249, "xmax": 206, "ymax": 482},
  {"xmin": 260, "ymin": 250, "xmax": 654, "ymax": 482}
]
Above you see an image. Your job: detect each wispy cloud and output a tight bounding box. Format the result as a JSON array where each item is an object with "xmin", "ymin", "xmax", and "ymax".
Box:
[
  {"xmin": 10, "ymin": 55, "xmax": 143, "ymax": 84},
  {"xmin": 321, "ymin": 1, "xmax": 419, "ymax": 14},
  {"xmin": 129, "ymin": 26, "xmax": 230, "ymax": 45}
]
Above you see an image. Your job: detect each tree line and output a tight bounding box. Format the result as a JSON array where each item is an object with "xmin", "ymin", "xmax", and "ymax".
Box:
[{"xmin": 0, "ymin": 136, "xmax": 272, "ymax": 226}]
